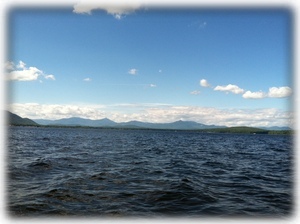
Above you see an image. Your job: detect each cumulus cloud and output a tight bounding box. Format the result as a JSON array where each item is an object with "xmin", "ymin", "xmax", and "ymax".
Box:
[
  {"xmin": 128, "ymin": 68, "xmax": 138, "ymax": 75},
  {"xmin": 242, "ymin": 87, "xmax": 292, "ymax": 99},
  {"xmin": 198, "ymin": 79, "xmax": 292, "ymax": 99},
  {"xmin": 83, "ymin": 78, "xmax": 92, "ymax": 82},
  {"xmin": 200, "ymin": 79, "xmax": 210, "ymax": 87},
  {"xmin": 73, "ymin": 1, "xmax": 142, "ymax": 19},
  {"xmin": 6, "ymin": 61, "xmax": 55, "ymax": 82},
  {"xmin": 9, "ymin": 103, "xmax": 292, "ymax": 128},
  {"xmin": 242, "ymin": 90, "xmax": 266, "ymax": 99},
  {"xmin": 268, "ymin": 86, "xmax": 292, "ymax": 98},
  {"xmin": 149, "ymin": 84, "xmax": 157, "ymax": 88},
  {"xmin": 214, "ymin": 84, "xmax": 244, "ymax": 94},
  {"xmin": 8, "ymin": 67, "xmax": 41, "ymax": 81}
]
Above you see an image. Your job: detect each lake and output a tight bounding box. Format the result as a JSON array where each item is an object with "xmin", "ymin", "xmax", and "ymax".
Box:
[{"xmin": 7, "ymin": 126, "xmax": 293, "ymax": 217}]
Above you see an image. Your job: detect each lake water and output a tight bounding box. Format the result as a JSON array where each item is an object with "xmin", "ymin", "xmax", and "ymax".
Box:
[{"xmin": 7, "ymin": 126, "xmax": 293, "ymax": 217}]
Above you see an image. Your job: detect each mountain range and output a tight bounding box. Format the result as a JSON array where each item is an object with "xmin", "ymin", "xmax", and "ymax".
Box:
[
  {"xmin": 33, "ymin": 117, "xmax": 227, "ymax": 130},
  {"xmin": 6, "ymin": 111, "xmax": 291, "ymax": 131}
]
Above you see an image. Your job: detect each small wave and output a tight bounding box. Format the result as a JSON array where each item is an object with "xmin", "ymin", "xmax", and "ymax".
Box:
[
  {"xmin": 28, "ymin": 159, "xmax": 52, "ymax": 169},
  {"xmin": 90, "ymin": 173, "xmax": 106, "ymax": 180},
  {"xmin": 8, "ymin": 127, "xmax": 293, "ymax": 217}
]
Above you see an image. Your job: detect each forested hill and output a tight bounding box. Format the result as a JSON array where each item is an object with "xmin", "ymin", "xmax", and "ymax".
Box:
[{"xmin": 7, "ymin": 111, "xmax": 38, "ymax": 126}]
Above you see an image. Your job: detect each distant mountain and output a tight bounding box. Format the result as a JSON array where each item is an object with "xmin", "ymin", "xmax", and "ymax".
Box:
[
  {"xmin": 32, "ymin": 119, "xmax": 55, "ymax": 126},
  {"xmin": 9, "ymin": 112, "xmax": 290, "ymax": 133},
  {"xmin": 163, "ymin": 120, "xmax": 226, "ymax": 130},
  {"xmin": 34, "ymin": 117, "xmax": 226, "ymax": 130},
  {"xmin": 34, "ymin": 117, "xmax": 117, "ymax": 127},
  {"xmin": 7, "ymin": 111, "xmax": 38, "ymax": 126}
]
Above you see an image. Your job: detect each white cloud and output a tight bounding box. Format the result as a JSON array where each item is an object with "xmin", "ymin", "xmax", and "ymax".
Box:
[
  {"xmin": 45, "ymin": 75, "xmax": 56, "ymax": 80},
  {"xmin": 6, "ymin": 61, "xmax": 55, "ymax": 82},
  {"xmin": 268, "ymin": 86, "xmax": 292, "ymax": 98},
  {"xmin": 9, "ymin": 103, "xmax": 292, "ymax": 128},
  {"xmin": 149, "ymin": 84, "xmax": 157, "ymax": 88},
  {"xmin": 73, "ymin": 1, "xmax": 142, "ymax": 19},
  {"xmin": 128, "ymin": 68, "xmax": 138, "ymax": 75},
  {"xmin": 197, "ymin": 79, "xmax": 292, "ymax": 100},
  {"xmin": 200, "ymin": 79, "xmax": 210, "ymax": 87},
  {"xmin": 214, "ymin": 84, "xmax": 244, "ymax": 94},
  {"xmin": 83, "ymin": 78, "xmax": 92, "ymax": 82},
  {"xmin": 8, "ymin": 67, "xmax": 42, "ymax": 81},
  {"xmin": 242, "ymin": 86, "xmax": 292, "ymax": 99},
  {"xmin": 17, "ymin": 60, "xmax": 26, "ymax": 69},
  {"xmin": 242, "ymin": 90, "xmax": 266, "ymax": 99},
  {"xmin": 9, "ymin": 103, "xmax": 107, "ymax": 120},
  {"xmin": 190, "ymin": 90, "xmax": 200, "ymax": 95}
]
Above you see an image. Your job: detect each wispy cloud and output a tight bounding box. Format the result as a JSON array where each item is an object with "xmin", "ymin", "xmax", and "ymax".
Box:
[
  {"xmin": 190, "ymin": 90, "xmax": 200, "ymax": 95},
  {"xmin": 73, "ymin": 1, "xmax": 142, "ymax": 19},
  {"xmin": 214, "ymin": 84, "xmax": 244, "ymax": 94},
  {"xmin": 149, "ymin": 84, "xmax": 157, "ymax": 88},
  {"xmin": 6, "ymin": 61, "xmax": 55, "ymax": 82},
  {"xmin": 128, "ymin": 68, "xmax": 138, "ymax": 75},
  {"xmin": 45, "ymin": 75, "xmax": 56, "ymax": 80},
  {"xmin": 189, "ymin": 20, "xmax": 207, "ymax": 29},
  {"xmin": 5, "ymin": 61, "xmax": 14, "ymax": 70},
  {"xmin": 9, "ymin": 103, "xmax": 292, "ymax": 128},
  {"xmin": 83, "ymin": 78, "xmax": 92, "ymax": 82}
]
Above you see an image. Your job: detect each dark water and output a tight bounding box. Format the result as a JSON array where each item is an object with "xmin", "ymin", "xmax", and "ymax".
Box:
[{"xmin": 7, "ymin": 126, "xmax": 293, "ymax": 217}]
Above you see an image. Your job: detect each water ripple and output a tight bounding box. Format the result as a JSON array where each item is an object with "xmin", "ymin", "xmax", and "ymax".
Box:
[{"xmin": 7, "ymin": 127, "xmax": 293, "ymax": 217}]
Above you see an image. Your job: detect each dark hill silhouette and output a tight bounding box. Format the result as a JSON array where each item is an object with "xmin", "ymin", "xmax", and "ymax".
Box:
[{"xmin": 7, "ymin": 111, "xmax": 38, "ymax": 126}]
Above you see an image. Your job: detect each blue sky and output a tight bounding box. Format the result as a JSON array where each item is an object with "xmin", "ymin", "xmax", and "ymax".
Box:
[{"xmin": 6, "ymin": 4, "xmax": 293, "ymax": 127}]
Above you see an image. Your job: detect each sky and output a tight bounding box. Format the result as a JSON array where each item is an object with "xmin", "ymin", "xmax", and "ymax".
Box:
[{"xmin": 5, "ymin": 3, "xmax": 294, "ymax": 127}]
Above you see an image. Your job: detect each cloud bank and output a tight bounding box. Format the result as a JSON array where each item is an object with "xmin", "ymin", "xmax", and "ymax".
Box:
[
  {"xmin": 9, "ymin": 103, "xmax": 292, "ymax": 128},
  {"xmin": 73, "ymin": 1, "xmax": 142, "ymax": 19},
  {"xmin": 6, "ymin": 61, "xmax": 55, "ymax": 82}
]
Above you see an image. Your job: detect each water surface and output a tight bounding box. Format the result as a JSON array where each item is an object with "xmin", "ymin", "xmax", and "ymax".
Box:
[{"xmin": 7, "ymin": 126, "xmax": 293, "ymax": 217}]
